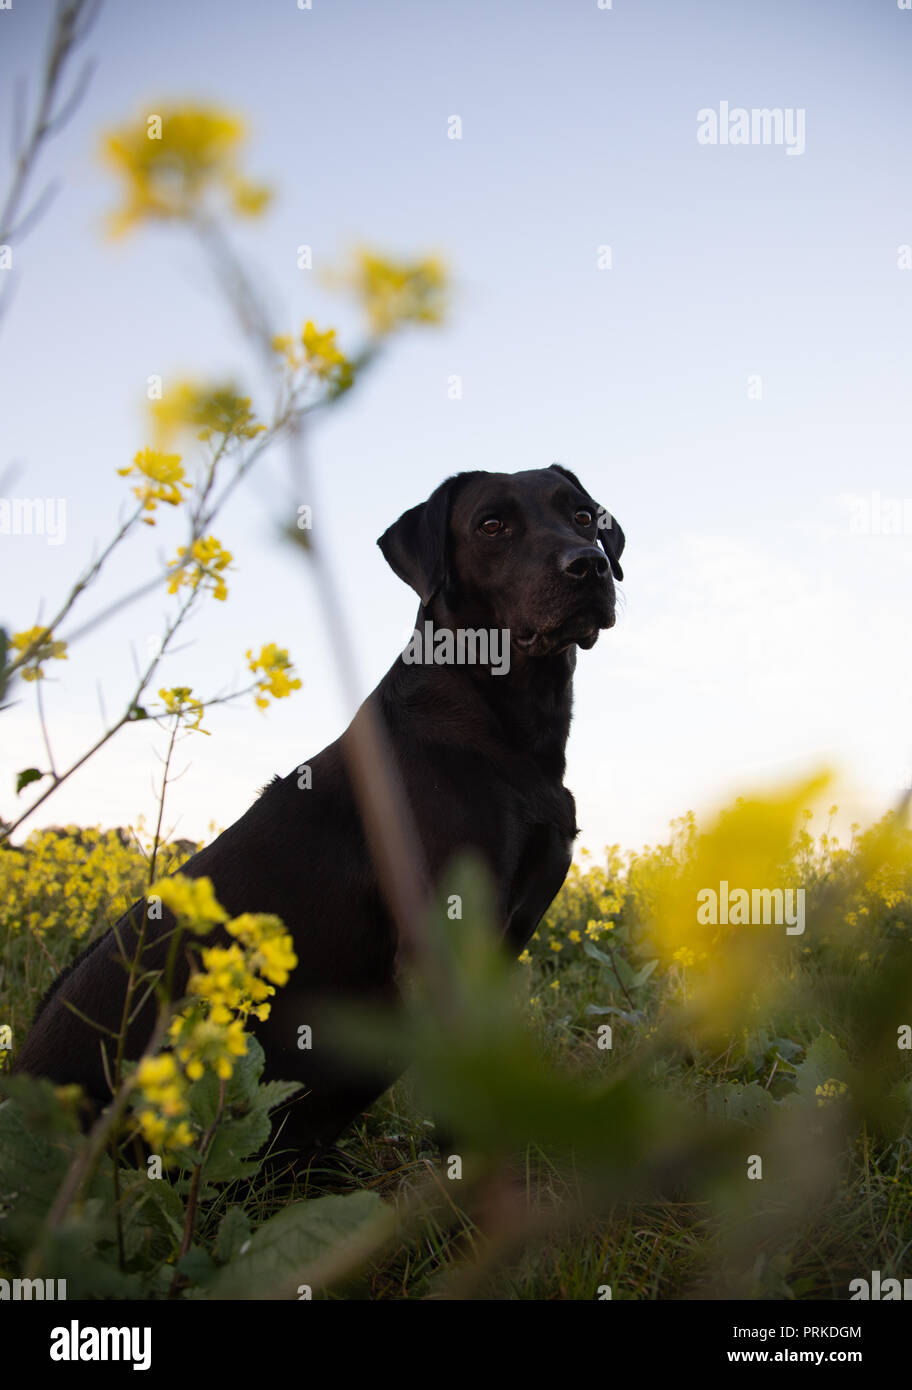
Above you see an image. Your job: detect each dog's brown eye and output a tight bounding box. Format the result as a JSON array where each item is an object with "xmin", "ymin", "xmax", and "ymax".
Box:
[
  {"xmin": 574, "ymin": 509, "xmax": 593, "ymax": 526},
  {"xmin": 480, "ymin": 518, "xmax": 504, "ymax": 536}
]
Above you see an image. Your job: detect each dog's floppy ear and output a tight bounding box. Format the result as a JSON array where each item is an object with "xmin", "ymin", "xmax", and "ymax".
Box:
[
  {"xmin": 549, "ymin": 462, "xmax": 625, "ymax": 581},
  {"xmin": 377, "ymin": 474, "xmax": 465, "ymax": 605}
]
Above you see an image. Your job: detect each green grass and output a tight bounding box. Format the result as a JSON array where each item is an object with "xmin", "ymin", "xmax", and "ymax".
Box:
[{"xmin": 4, "ymin": 808, "xmax": 912, "ymax": 1300}]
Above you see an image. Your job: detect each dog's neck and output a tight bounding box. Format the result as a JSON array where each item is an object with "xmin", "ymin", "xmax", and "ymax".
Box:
[{"xmin": 379, "ymin": 603, "xmax": 576, "ymax": 780}]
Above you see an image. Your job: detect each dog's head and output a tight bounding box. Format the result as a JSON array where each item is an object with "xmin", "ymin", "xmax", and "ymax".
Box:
[{"xmin": 377, "ymin": 464, "xmax": 624, "ymax": 657}]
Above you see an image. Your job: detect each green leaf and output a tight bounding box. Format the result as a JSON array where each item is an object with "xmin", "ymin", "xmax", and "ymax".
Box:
[
  {"xmin": 129, "ymin": 1175, "xmax": 187, "ymax": 1245},
  {"xmin": 771, "ymin": 1037, "xmax": 803, "ymax": 1063},
  {"xmin": 583, "ymin": 939, "xmax": 646, "ymax": 992},
  {"xmin": 15, "ymin": 766, "xmax": 45, "ymax": 795},
  {"xmin": 177, "ymin": 1245, "xmax": 218, "ymax": 1285},
  {"xmin": 202, "ymin": 1108, "xmax": 273, "ymax": 1182},
  {"xmin": 583, "ymin": 941, "xmax": 613, "ymax": 968},
  {"xmin": 256, "ymin": 1079, "xmax": 304, "ymax": 1114},
  {"xmin": 706, "ymin": 1081, "xmax": 776, "ymax": 1127},
  {"xmin": 206, "ymin": 1193, "xmax": 386, "ymax": 1299},
  {"xmin": 215, "ymin": 1205, "xmax": 252, "ymax": 1263},
  {"xmin": 187, "ymin": 1068, "xmax": 222, "ymax": 1130},
  {"xmin": 791, "ymin": 1033, "xmax": 857, "ymax": 1104},
  {"xmin": 584, "ymin": 1003, "xmax": 645, "ymax": 1025},
  {"xmin": 223, "ymin": 1034, "xmax": 267, "ymax": 1110}
]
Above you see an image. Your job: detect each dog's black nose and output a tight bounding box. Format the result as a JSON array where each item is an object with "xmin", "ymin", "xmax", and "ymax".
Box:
[{"xmin": 561, "ymin": 546, "xmax": 609, "ymax": 580}]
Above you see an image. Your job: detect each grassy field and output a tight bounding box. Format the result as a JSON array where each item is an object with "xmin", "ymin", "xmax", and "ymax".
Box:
[{"xmin": 2, "ymin": 792, "xmax": 911, "ymax": 1300}]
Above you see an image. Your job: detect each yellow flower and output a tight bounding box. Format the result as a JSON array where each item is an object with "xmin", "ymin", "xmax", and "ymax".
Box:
[
  {"xmin": 167, "ymin": 535, "xmax": 233, "ymax": 602},
  {"xmin": 193, "ymin": 389, "xmax": 264, "ymax": 443},
  {"xmin": 118, "ymin": 447, "xmax": 190, "ymax": 517},
  {"xmin": 133, "ymin": 1052, "xmax": 194, "ymax": 1157},
  {"xmin": 158, "ymin": 686, "xmax": 209, "ymax": 734},
  {"xmin": 10, "ymin": 626, "xmax": 68, "ymax": 681},
  {"xmin": 272, "ymin": 322, "xmax": 354, "ymax": 395},
  {"xmin": 301, "ymin": 321, "xmax": 346, "ymax": 377},
  {"xmin": 518, "ymin": 949, "xmax": 532, "ymax": 965},
  {"xmin": 149, "ymin": 380, "xmax": 264, "ymax": 448},
  {"xmin": 226, "ymin": 912, "xmax": 297, "ymax": 987},
  {"xmin": 643, "ymin": 772, "xmax": 832, "ymax": 1044},
  {"xmin": 548, "ymin": 937, "xmax": 563, "ymax": 953},
  {"xmin": 339, "ymin": 250, "xmax": 447, "ymax": 336},
  {"xmin": 568, "ymin": 929, "xmax": 581, "ymax": 944},
  {"xmin": 148, "ymin": 873, "xmax": 227, "ymax": 932},
  {"xmin": 815, "ymin": 1078, "xmax": 849, "ymax": 1108},
  {"xmin": 246, "ymin": 643, "xmax": 302, "ymax": 709},
  {"xmin": 226, "ymin": 172, "xmax": 272, "ymax": 218},
  {"xmin": 102, "ymin": 104, "xmax": 271, "ymax": 236},
  {"xmin": 169, "ymin": 1010, "xmax": 249, "ymax": 1081}
]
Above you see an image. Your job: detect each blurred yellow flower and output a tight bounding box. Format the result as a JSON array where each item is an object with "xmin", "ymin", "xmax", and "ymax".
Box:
[
  {"xmin": 815, "ymin": 1078, "xmax": 849, "ymax": 1108},
  {"xmin": 158, "ymin": 686, "xmax": 209, "ymax": 734},
  {"xmin": 10, "ymin": 626, "xmax": 67, "ymax": 681},
  {"xmin": 102, "ymin": 104, "xmax": 271, "ymax": 235},
  {"xmin": 344, "ymin": 249, "xmax": 447, "ymax": 336},
  {"xmin": 149, "ymin": 872, "xmax": 226, "ymax": 931},
  {"xmin": 642, "ymin": 771, "xmax": 832, "ymax": 1044},
  {"xmin": 133, "ymin": 1053, "xmax": 193, "ymax": 1154},
  {"xmin": 271, "ymin": 322, "xmax": 354, "ymax": 395},
  {"xmin": 149, "ymin": 380, "xmax": 264, "ymax": 448}
]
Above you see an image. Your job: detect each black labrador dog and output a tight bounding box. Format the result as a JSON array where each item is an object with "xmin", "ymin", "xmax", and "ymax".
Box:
[{"xmin": 14, "ymin": 464, "xmax": 624, "ymax": 1158}]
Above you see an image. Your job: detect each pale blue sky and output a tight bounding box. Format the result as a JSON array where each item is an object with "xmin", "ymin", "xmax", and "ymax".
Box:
[{"xmin": 1, "ymin": 0, "xmax": 910, "ymax": 854}]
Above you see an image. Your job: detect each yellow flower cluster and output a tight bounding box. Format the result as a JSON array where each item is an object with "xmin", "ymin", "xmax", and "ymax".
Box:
[
  {"xmin": 186, "ymin": 911, "xmax": 293, "ymax": 1026},
  {"xmin": 169, "ymin": 1011, "xmax": 249, "ymax": 1084},
  {"xmin": 272, "ymin": 321, "xmax": 354, "ymax": 396},
  {"xmin": 128, "ymin": 875, "xmax": 296, "ymax": 1157},
  {"xmin": 245, "ymin": 643, "xmax": 302, "ymax": 709},
  {"xmin": 0, "ymin": 824, "xmax": 197, "ymax": 942},
  {"xmin": 519, "ymin": 850, "xmax": 627, "ymax": 1003},
  {"xmin": 167, "ymin": 535, "xmax": 233, "ymax": 603},
  {"xmin": 10, "ymin": 627, "xmax": 68, "ymax": 682},
  {"xmin": 150, "ymin": 381, "xmax": 264, "ymax": 449},
  {"xmin": 134, "ymin": 1053, "xmax": 194, "ymax": 1152},
  {"xmin": 158, "ymin": 686, "xmax": 208, "ymax": 734},
  {"xmin": 348, "ymin": 250, "xmax": 447, "ymax": 336},
  {"xmin": 151, "ymin": 873, "xmax": 225, "ymax": 931},
  {"xmin": 102, "ymin": 104, "xmax": 271, "ymax": 236},
  {"xmin": 815, "ymin": 1078, "xmax": 849, "ymax": 1108},
  {"xmin": 118, "ymin": 448, "xmax": 191, "ymax": 519},
  {"xmin": 154, "ymin": 877, "xmax": 297, "ymax": 1075}
]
